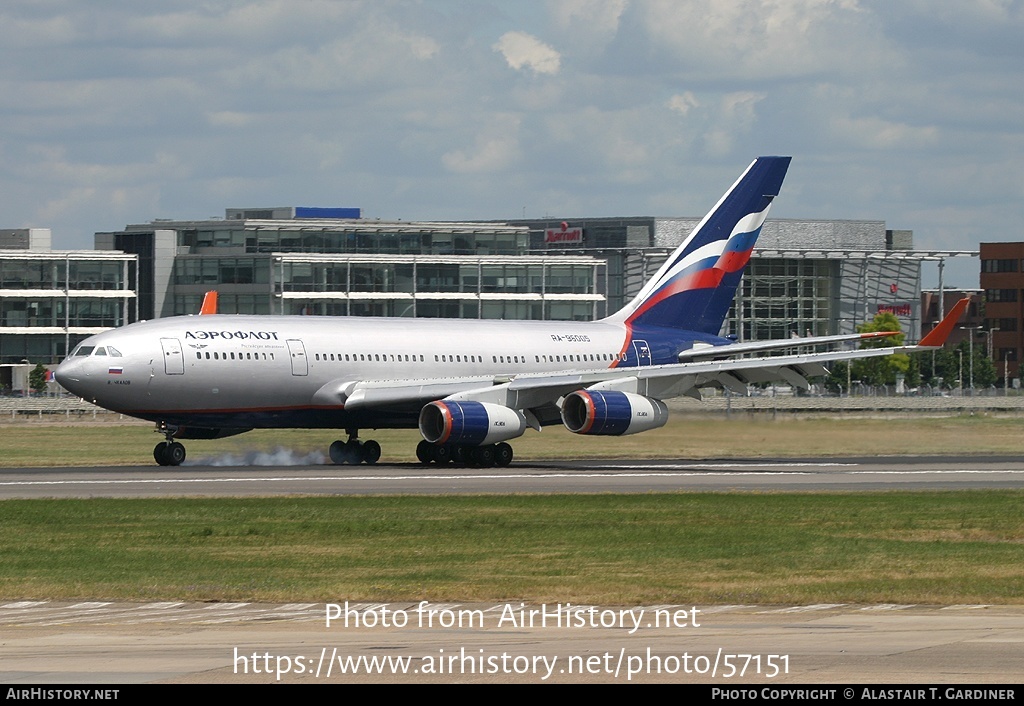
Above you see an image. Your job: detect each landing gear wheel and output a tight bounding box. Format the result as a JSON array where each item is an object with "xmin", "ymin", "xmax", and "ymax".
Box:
[
  {"xmin": 452, "ymin": 444, "xmax": 468, "ymax": 465},
  {"xmin": 471, "ymin": 444, "xmax": 496, "ymax": 467},
  {"xmin": 344, "ymin": 439, "xmax": 364, "ymax": 464},
  {"xmin": 154, "ymin": 443, "xmax": 170, "ymax": 466},
  {"xmin": 361, "ymin": 440, "xmax": 381, "ymax": 465},
  {"xmin": 416, "ymin": 440, "xmax": 433, "ymax": 465},
  {"xmin": 432, "ymin": 444, "xmax": 452, "ymax": 464},
  {"xmin": 329, "ymin": 440, "xmax": 347, "ymax": 465},
  {"xmin": 167, "ymin": 442, "xmax": 186, "ymax": 466},
  {"xmin": 494, "ymin": 442, "xmax": 513, "ymax": 467},
  {"xmin": 154, "ymin": 442, "xmax": 186, "ymax": 466}
]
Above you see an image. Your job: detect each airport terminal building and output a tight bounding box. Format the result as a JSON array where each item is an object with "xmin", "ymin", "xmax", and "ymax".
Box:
[
  {"xmin": 509, "ymin": 216, "xmax": 958, "ymax": 340},
  {"xmin": 92, "ymin": 208, "xmax": 975, "ymax": 344},
  {"xmin": 96, "ymin": 210, "xmax": 606, "ymax": 323},
  {"xmin": 0, "ymin": 228, "xmax": 137, "ymax": 384}
]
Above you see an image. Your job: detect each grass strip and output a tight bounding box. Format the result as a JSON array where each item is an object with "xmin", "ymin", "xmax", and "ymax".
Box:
[
  {"xmin": 2, "ymin": 492, "xmax": 1023, "ymax": 604},
  {"xmin": 3, "ymin": 415, "xmax": 1024, "ymax": 466}
]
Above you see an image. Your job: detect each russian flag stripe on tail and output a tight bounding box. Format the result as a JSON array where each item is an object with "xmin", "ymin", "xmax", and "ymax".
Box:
[{"xmin": 606, "ymin": 156, "xmax": 791, "ymax": 333}]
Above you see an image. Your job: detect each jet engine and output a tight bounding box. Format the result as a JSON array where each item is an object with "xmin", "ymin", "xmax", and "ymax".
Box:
[
  {"xmin": 560, "ymin": 390, "xmax": 669, "ymax": 436},
  {"xmin": 419, "ymin": 400, "xmax": 528, "ymax": 446}
]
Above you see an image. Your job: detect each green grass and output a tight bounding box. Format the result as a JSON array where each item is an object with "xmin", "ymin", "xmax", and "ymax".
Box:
[
  {"xmin": 4, "ymin": 414, "xmax": 1024, "ymax": 466},
  {"xmin": 2, "ymin": 492, "xmax": 1024, "ymax": 604}
]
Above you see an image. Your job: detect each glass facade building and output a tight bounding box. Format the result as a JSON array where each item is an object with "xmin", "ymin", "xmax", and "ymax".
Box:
[
  {"xmin": 0, "ymin": 249, "xmax": 137, "ymax": 365},
  {"xmin": 92, "ymin": 208, "xmax": 977, "ymax": 342},
  {"xmin": 98, "ymin": 214, "xmax": 606, "ymax": 322}
]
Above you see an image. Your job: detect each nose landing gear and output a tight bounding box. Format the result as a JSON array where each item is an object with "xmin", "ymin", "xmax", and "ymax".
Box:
[
  {"xmin": 153, "ymin": 423, "xmax": 186, "ymax": 466},
  {"xmin": 154, "ymin": 441, "xmax": 186, "ymax": 466}
]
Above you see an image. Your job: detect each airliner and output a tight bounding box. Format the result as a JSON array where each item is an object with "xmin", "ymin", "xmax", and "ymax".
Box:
[{"xmin": 54, "ymin": 157, "xmax": 967, "ymax": 467}]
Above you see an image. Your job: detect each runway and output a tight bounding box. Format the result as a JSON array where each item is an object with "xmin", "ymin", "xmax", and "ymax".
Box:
[
  {"xmin": 4, "ymin": 456, "xmax": 1023, "ymax": 684},
  {"xmin": 2, "ymin": 600, "xmax": 1022, "ymax": 684},
  {"xmin": 2, "ymin": 455, "xmax": 1024, "ymax": 498}
]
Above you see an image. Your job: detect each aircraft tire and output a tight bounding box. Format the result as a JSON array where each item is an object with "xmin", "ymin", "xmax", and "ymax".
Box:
[
  {"xmin": 472, "ymin": 444, "xmax": 496, "ymax": 467},
  {"xmin": 329, "ymin": 440, "xmax": 347, "ymax": 465},
  {"xmin": 344, "ymin": 440, "xmax": 363, "ymax": 465},
  {"xmin": 167, "ymin": 442, "xmax": 186, "ymax": 466},
  {"xmin": 495, "ymin": 442, "xmax": 513, "ymax": 467},
  {"xmin": 153, "ymin": 443, "xmax": 170, "ymax": 466},
  {"xmin": 432, "ymin": 444, "xmax": 452, "ymax": 464},
  {"xmin": 416, "ymin": 440, "xmax": 433, "ymax": 465},
  {"xmin": 361, "ymin": 440, "xmax": 381, "ymax": 465},
  {"xmin": 452, "ymin": 444, "xmax": 468, "ymax": 464}
]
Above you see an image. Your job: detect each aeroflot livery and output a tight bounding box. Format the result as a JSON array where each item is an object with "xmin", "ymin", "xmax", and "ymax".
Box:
[{"xmin": 55, "ymin": 157, "xmax": 967, "ymax": 466}]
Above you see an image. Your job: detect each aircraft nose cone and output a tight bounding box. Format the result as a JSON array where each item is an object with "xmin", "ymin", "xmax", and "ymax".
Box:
[{"xmin": 53, "ymin": 359, "xmax": 84, "ymax": 394}]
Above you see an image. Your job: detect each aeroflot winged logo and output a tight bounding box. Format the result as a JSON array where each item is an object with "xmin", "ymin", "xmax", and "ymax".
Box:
[{"xmin": 185, "ymin": 330, "xmax": 280, "ymax": 341}]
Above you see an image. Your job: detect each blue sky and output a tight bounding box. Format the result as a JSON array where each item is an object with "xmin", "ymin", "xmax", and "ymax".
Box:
[{"xmin": 2, "ymin": 0, "xmax": 1022, "ymax": 288}]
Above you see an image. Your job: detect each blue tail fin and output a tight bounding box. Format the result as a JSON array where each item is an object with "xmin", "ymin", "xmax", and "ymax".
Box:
[{"xmin": 607, "ymin": 156, "xmax": 791, "ymax": 333}]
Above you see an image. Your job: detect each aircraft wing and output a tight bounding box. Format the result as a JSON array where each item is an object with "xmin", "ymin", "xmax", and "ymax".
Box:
[
  {"xmin": 677, "ymin": 330, "xmax": 905, "ymax": 361},
  {"xmin": 324, "ymin": 298, "xmax": 970, "ymax": 414}
]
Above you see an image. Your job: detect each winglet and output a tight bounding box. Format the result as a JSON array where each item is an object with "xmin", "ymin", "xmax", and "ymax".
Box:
[
  {"xmin": 199, "ymin": 291, "xmax": 218, "ymax": 316},
  {"xmin": 918, "ymin": 297, "xmax": 970, "ymax": 347}
]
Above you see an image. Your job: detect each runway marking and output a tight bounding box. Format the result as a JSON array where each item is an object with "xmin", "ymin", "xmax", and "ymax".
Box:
[
  {"xmin": 1, "ymin": 601, "xmax": 48, "ymax": 609},
  {"xmin": 0, "ymin": 602, "xmax": 1004, "ymax": 627},
  {"xmin": 761, "ymin": 604, "xmax": 847, "ymax": 614},
  {"xmin": 701, "ymin": 605, "xmax": 756, "ymax": 614},
  {"xmin": 5, "ymin": 467, "xmax": 1024, "ymax": 489}
]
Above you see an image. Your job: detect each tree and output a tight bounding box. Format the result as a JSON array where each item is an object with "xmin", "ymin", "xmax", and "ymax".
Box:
[
  {"xmin": 29, "ymin": 363, "xmax": 49, "ymax": 394},
  {"xmin": 849, "ymin": 312, "xmax": 911, "ymax": 386},
  {"xmin": 915, "ymin": 339, "xmax": 996, "ymax": 389}
]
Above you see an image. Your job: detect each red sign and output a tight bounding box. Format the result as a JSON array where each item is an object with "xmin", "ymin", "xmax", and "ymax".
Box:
[
  {"xmin": 545, "ymin": 222, "xmax": 583, "ymax": 244},
  {"xmin": 877, "ymin": 303, "xmax": 912, "ymax": 316}
]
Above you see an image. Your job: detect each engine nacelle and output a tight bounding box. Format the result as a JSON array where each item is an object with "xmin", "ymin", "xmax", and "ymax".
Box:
[
  {"xmin": 560, "ymin": 390, "xmax": 669, "ymax": 436},
  {"xmin": 419, "ymin": 401, "xmax": 528, "ymax": 446}
]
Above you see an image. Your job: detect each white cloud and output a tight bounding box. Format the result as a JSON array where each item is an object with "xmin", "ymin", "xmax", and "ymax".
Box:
[
  {"xmin": 549, "ymin": 0, "xmax": 627, "ymax": 38},
  {"xmin": 830, "ymin": 116, "xmax": 940, "ymax": 150},
  {"xmin": 668, "ymin": 92, "xmax": 700, "ymax": 116},
  {"xmin": 494, "ymin": 31, "xmax": 561, "ymax": 75},
  {"xmin": 442, "ymin": 115, "xmax": 522, "ymax": 174}
]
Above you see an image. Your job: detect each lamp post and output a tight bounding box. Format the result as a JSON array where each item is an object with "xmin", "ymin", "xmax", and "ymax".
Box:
[
  {"xmin": 958, "ymin": 350, "xmax": 963, "ymax": 396},
  {"xmin": 960, "ymin": 326, "xmax": 980, "ymax": 396}
]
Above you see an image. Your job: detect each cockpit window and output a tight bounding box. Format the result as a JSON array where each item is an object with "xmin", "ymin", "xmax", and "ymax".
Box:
[
  {"xmin": 94, "ymin": 347, "xmax": 107, "ymax": 356},
  {"xmin": 73, "ymin": 346, "xmax": 95, "ymax": 357},
  {"xmin": 107, "ymin": 346, "xmax": 122, "ymax": 357}
]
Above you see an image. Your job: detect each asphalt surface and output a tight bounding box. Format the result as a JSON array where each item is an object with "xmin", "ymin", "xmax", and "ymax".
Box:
[
  {"xmin": 2, "ymin": 601, "xmax": 1022, "ymax": 684},
  {"xmin": 3, "ymin": 455, "xmax": 1024, "ymax": 498},
  {"xmin": 3, "ymin": 455, "xmax": 1023, "ymax": 684}
]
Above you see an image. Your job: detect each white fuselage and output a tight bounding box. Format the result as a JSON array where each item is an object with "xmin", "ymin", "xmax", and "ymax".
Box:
[{"xmin": 55, "ymin": 313, "xmax": 702, "ymax": 430}]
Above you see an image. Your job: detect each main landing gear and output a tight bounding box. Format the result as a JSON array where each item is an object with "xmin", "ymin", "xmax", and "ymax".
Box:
[
  {"xmin": 416, "ymin": 440, "xmax": 514, "ymax": 467},
  {"xmin": 154, "ymin": 426, "xmax": 186, "ymax": 466},
  {"xmin": 329, "ymin": 429, "xmax": 381, "ymax": 465}
]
